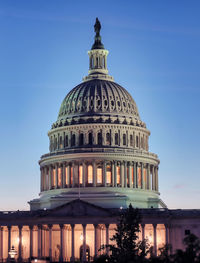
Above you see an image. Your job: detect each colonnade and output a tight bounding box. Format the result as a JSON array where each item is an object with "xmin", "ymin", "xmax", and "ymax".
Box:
[
  {"xmin": 0, "ymin": 223, "xmax": 169, "ymax": 262},
  {"xmin": 40, "ymin": 161, "xmax": 159, "ymax": 193},
  {"xmin": 49, "ymin": 129, "xmax": 149, "ymax": 152}
]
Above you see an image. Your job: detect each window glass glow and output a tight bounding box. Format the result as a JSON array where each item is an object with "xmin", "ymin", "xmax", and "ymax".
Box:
[
  {"xmin": 79, "ymin": 165, "xmax": 83, "ymax": 184},
  {"xmin": 97, "ymin": 167, "xmax": 102, "ymax": 184},
  {"xmin": 106, "ymin": 165, "xmax": 111, "ymax": 184},
  {"xmin": 117, "ymin": 166, "xmax": 120, "ymax": 184},
  {"xmin": 58, "ymin": 168, "xmax": 62, "ymax": 186},
  {"xmin": 88, "ymin": 165, "xmax": 93, "ymax": 184}
]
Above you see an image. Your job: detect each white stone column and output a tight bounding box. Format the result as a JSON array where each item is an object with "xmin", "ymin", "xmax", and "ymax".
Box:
[
  {"xmin": 55, "ymin": 163, "xmax": 58, "ymax": 189},
  {"xmin": 72, "ymin": 163, "xmax": 75, "ymax": 187},
  {"xmin": 133, "ymin": 162, "xmax": 137, "ymax": 188},
  {"xmin": 156, "ymin": 166, "xmax": 159, "ymax": 191},
  {"xmin": 70, "ymin": 224, "xmax": 75, "ymax": 262},
  {"xmin": 82, "ymin": 224, "xmax": 86, "ymax": 261},
  {"xmin": 82, "ymin": 162, "xmax": 86, "ymax": 188},
  {"xmin": 152, "ymin": 166, "xmax": 155, "ymax": 190},
  {"xmin": 141, "ymin": 162, "xmax": 144, "ymax": 189},
  {"xmin": 147, "ymin": 164, "xmax": 151, "ymax": 190},
  {"xmin": 93, "ymin": 161, "xmax": 97, "ymax": 187},
  {"xmin": 0, "ymin": 227, "xmax": 3, "ymax": 261},
  {"xmin": 37, "ymin": 225, "xmax": 42, "ymax": 258},
  {"xmin": 48, "ymin": 225, "xmax": 52, "ymax": 261},
  {"xmin": 153, "ymin": 224, "xmax": 157, "ymax": 255},
  {"xmin": 67, "ymin": 164, "xmax": 70, "ymax": 188},
  {"xmin": 165, "ymin": 224, "xmax": 169, "ymax": 246},
  {"xmin": 44, "ymin": 166, "xmax": 47, "ymax": 191},
  {"xmin": 124, "ymin": 161, "xmax": 127, "ymax": 188},
  {"xmin": 40, "ymin": 168, "xmax": 43, "ymax": 192},
  {"xmin": 111, "ymin": 162, "xmax": 115, "ymax": 187},
  {"xmin": 103, "ymin": 161, "xmax": 107, "ymax": 187},
  {"xmin": 128, "ymin": 162, "xmax": 132, "ymax": 188},
  {"xmin": 29, "ymin": 225, "xmax": 33, "ymax": 260},
  {"xmin": 114, "ymin": 161, "xmax": 117, "ymax": 187},
  {"xmin": 18, "ymin": 225, "xmax": 22, "ymax": 261},
  {"xmin": 94, "ymin": 224, "xmax": 98, "ymax": 257},
  {"xmin": 7, "ymin": 226, "xmax": 11, "ymax": 257},
  {"xmin": 59, "ymin": 224, "xmax": 64, "ymax": 262},
  {"xmin": 121, "ymin": 162, "xmax": 124, "ymax": 187},
  {"xmin": 105, "ymin": 224, "xmax": 109, "ymax": 255},
  {"xmin": 62, "ymin": 162, "xmax": 66, "ymax": 188},
  {"xmin": 49, "ymin": 165, "xmax": 52, "ymax": 190}
]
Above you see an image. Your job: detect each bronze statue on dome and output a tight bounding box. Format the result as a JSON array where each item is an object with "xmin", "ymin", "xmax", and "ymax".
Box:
[{"xmin": 94, "ymin": 17, "xmax": 101, "ymax": 36}]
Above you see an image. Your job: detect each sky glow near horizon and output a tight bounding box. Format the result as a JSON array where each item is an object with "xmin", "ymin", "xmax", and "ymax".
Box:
[{"xmin": 0, "ymin": 0, "xmax": 200, "ymax": 210}]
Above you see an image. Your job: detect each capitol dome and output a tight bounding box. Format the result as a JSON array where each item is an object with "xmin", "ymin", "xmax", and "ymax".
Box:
[
  {"xmin": 57, "ymin": 79, "xmax": 140, "ymax": 121},
  {"xmin": 29, "ymin": 18, "xmax": 165, "ymax": 211}
]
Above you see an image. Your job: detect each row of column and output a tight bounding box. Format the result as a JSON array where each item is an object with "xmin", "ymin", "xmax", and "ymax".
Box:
[
  {"xmin": 41, "ymin": 161, "xmax": 159, "ymax": 193},
  {"xmin": 50, "ymin": 130, "xmax": 149, "ymax": 152},
  {"xmin": 0, "ymin": 223, "xmax": 169, "ymax": 261}
]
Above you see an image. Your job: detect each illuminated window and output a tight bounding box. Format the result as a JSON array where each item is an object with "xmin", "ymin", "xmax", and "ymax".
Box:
[
  {"xmin": 117, "ymin": 166, "xmax": 120, "ymax": 185},
  {"xmin": 88, "ymin": 165, "xmax": 93, "ymax": 184},
  {"xmin": 97, "ymin": 167, "xmax": 102, "ymax": 184},
  {"xmin": 115, "ymin": 133, "xmax": 119, "ymax": 145},
  {"xmin": 138, "ymin": 167, "xmax": 141, "ymax": 188},
  {"xmin": 79, "ymin": 165, "xmax": 83, "ymax": 184},
  {"xmin": 106, "ymin": 165, "xmax": 112, "ymax": 184},
  {"xmin": 65, "ymin": 166, "xmax": 68, "ymax": 186},
  {"xmin": 71, "ymin": 166, "xmax": 73, "ymax": 185},
  {"xmin": 58, "ymin": 167, "xmax": 62, "ymax": 187},
  {"xmin": 132, "ymin": 166, "xmax": 134, "ymax": 186}
]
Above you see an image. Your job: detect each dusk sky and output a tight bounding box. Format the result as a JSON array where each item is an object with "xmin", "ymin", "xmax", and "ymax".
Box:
[{"xmin": 0, "ymin": 0, "xmax": 200, "ymax": 210}]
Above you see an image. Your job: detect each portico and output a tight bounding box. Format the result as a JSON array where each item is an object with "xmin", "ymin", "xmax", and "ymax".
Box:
[{"xmin": 0, "ymin": 200, "xmax": 172, "ymax": 262}]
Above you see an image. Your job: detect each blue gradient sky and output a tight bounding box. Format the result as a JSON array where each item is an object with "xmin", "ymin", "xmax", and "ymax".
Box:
[{"xmin": 0, "ymin": 0, "xmax": 200, "ymax": 210}]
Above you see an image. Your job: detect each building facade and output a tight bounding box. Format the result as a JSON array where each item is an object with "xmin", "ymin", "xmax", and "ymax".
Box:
[{"xmin": 0, "ymin": 19, "xmax": 200, "ymax": 262}]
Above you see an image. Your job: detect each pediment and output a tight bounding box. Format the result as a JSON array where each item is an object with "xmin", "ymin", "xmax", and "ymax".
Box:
[{"xmin": 45, "ymin": 199, "xmax": 112, "ymax": 217}]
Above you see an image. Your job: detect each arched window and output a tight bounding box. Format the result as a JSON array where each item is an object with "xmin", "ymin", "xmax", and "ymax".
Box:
[
  {"xmin": 115, "ymin": 133, "xmax": 119, "ymax": 145},
  {"xmin": 71, "ymin": 134, "xmax": 76, "ymax": 147},
  {"xmin": 65, "ymin": 135, "xmax": 68, "ymax": 147},
  {"xmin": 123, "ymin": 134, "xmax": 126, "ymax": 146},
  {"xmin": 106, "ymin": 132, "xmax": 111, "ymax": 145},
  {"xmin": 136, "ymin": 136, "xmax": 139, "ymax": 147},
  {"xmin": 98, "ymin": 132, "xmax": 102, "ymax": 145},
  {"xmin": 88, "ymin": 165, "xmax": 93, "ymax": 184},
  {"xmin": 96, "ymin": 57, "xmax": 98, "ymax": 67},
  {"xmin": 88, "ymin": 132, "xmax": 93, "ymax": 145},
  {"xmin": 117, "ymin": 165, "xmax": 120, "ymax": 185},
  {"xmin": 79, "ymin": 133, "xmax": 84, "ymax": 146},
  {"xmin": 58, "ymin": 167, "xmax": 62, "ymax": 187},
  {"xmin": 79, "ymin": 165, "xmax": 83, "ymax": 185},
  {"xmin": 97, "ymin": 166, "xmax": 103, "ymax": 184},
  {"xmin": 130, "ymin": 135, "xmax": 133, "ymax": 146}
]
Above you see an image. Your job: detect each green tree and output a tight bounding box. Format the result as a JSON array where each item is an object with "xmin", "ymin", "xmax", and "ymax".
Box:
[
  {"xmin": 95, "ymin": 204, "xmax": 149, "ymax": 263},
  {"xmin": 172, "ymin": 233, "xmax": 200, "ymax": 263}
]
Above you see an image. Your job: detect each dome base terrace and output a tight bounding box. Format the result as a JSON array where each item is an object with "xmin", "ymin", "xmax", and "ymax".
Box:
[{"xmin": 29, "ymin": 187, "xmax": 165, "ymax": 211}]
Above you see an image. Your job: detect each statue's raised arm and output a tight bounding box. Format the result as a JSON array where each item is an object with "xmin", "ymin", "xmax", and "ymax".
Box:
[{"xmin": 94, "ymin": 17, "xmax": 101, "ymax": 36}]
